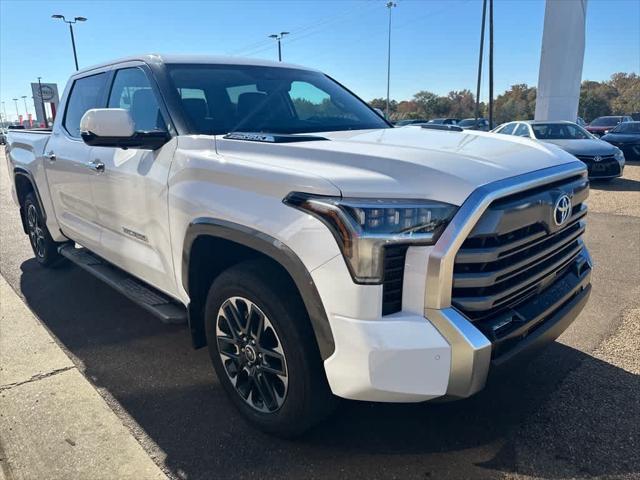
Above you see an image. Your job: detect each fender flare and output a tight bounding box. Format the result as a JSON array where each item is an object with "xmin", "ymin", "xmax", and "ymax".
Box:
[
  {"xmin": 182, "ymin": 218, "xmax": 335, "ymax": 360},
  {"xmin": 13, "ymin": 168, "xmax": 47, "ymax": 233}
]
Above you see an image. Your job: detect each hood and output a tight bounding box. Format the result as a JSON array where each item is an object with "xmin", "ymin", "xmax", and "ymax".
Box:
[
  {"xmin": 540, "ymin": 138, "xmax": 617, "ymax": 156},
  {"xmin": 216, "ymin": 127, "xmax": 580, "ymax": 206},
  {"xmin": 601, "ymin": 133, "xmax": 640, "ymax": 144}
]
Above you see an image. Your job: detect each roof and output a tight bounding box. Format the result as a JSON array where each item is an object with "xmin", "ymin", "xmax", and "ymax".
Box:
[{"xmin": 75, "ymin": 53, "xmax": 317, "ymax": 75}]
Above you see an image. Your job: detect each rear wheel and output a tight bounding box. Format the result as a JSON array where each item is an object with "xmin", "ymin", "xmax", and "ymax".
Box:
[
  {"xmin": 23, "ymin": 192, "xmax": 65, "ymax": 267},
  {"xmin": 204, "ymin": 259, "xmax": 336, "ymax": 437}
]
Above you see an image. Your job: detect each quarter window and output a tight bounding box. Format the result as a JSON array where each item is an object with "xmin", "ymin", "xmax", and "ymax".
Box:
[
  {"xmin": 499, "ymin": 123, "xmax": 516, "ymax": 135},
  {"xmin": 63, "ymin": 73, "xmax": 108, "ymax": 138},
  {"xmin": 514, "ymin": 124, "xmax": 530, "ymax": 137},
  {"xmin": 108, "ymin": 67, "xmax": 166, "ymax": 132}
]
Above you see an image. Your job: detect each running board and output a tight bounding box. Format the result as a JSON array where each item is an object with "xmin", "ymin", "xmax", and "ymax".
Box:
[{"xmin": 58, "ymin": 244, "xmax": 187, "ymax": 324}]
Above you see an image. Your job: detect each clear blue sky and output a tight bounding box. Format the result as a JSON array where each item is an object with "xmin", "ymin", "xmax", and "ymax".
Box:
[{"xmin": 1, "ymin": 0, "xmax": 638, "ymax": 121}]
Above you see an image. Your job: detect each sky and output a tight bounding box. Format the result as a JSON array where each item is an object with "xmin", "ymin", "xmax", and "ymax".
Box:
[{"xmin": 1, "ymin": 0, "xmax": 639, "ymax": 121}]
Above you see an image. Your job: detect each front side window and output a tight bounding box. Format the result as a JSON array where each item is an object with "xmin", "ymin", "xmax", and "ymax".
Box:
[
  {"xmin": 108, "ymin": 67, "xmax": 166, "ymax": 132},
  {"xmin": 514, "ymin": 124, "xmax": 530, "ymax": 137},
  {"xmin": 64, "ymin": 73, "xmax": 108, "ymax": 137},
  {"xmin": 532, "ymin": 123, "xmax": 590, "ymax": 140},
  {"xmin": 612, "ymin": 122, "xmax": 640, "ymax": 133},
  {"xmin": 167, "ymin": 64, "xmax": 389, "ymax": 135}
]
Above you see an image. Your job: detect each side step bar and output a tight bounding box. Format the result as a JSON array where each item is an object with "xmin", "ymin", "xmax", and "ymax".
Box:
[{"xmin": 58, "ymin": 244, "xmax": 187, "ymax": 324}]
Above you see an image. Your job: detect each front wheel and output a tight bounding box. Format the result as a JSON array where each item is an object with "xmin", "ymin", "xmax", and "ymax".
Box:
[{"xmin": 204, "ymin": 259, "xmax": 336, "ymax": 437}]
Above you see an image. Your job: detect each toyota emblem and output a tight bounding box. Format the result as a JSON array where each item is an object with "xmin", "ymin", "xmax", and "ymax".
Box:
[
  {"xmin": 553, "ymin": 194, "xmax": 572, "ymax": 226},
  {"xmin": 593, "ymin": 155, "xmax": 602, "ymax": 162}
]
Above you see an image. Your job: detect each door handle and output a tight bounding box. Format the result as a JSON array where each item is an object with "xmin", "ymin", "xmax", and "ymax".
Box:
[
  {"xmin": 45, "ymin": 151, "xmax": 56, "ymax": 162},
  {"xmin": 86, "ymin": 160, "xmax": 105, "ymax": 173}
]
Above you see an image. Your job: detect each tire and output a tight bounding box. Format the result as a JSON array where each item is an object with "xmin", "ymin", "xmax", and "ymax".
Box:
[
  {"xmin": 23, "ymin": 192, "xmax": 65, "ymax": 267},
  {"xmin": 204, "ymin": 259, "xmax": 337, "ymax": 437}
]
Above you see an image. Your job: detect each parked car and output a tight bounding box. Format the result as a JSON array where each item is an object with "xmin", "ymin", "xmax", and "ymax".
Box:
[
  {"xmin": 427, "ymin": 117, "xmax": 460, "ymax": 125},
  {"xmin": 586, "ymin": 115, "xmax": 633, "ymax": 137},
  {"xmin": 395, "ymin": 118, "xmax": 429, "ymax": 126},
  {"xmin": 0, "ymin": 128, "xmax": 7, "ymax": 145},
  {"xmin": 457, "ymin": 118, "xmax": 490, "ymax": 131},
  {"xmin": 601, "ymin": 121, "xmax": 640, "ymax": 161},
  {"xmin": 494, "ymin": 120, "xmax": 624, "ymax": 180},
  {"xmin": 6, "ymin": 54, "xmax": 592, "ymax": 436}
]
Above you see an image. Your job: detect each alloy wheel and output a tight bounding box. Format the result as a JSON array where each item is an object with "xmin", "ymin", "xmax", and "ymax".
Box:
[
  {"xmin": 216, "ymin": 296, "xmax": 288, "ymax": 413},
  {"xmin": 26, "ymin": 204, "xmax": 46, "ymax": 258}
]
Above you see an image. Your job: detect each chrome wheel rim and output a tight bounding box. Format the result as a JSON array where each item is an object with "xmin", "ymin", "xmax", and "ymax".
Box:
[
  {"xmin": 26, "ymin": 204, "xmax": 46, "ymax": 258},
  {"xmin": 216, "ymin": 296, "xmax": 288, "ymax": 413}
]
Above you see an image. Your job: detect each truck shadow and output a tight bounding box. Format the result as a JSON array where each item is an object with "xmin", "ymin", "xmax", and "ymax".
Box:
[{"xmin": 18, "ymin": 259, "xmax": 639, "ymax": 480}]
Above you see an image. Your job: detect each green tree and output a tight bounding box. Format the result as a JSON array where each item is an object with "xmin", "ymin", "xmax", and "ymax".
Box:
[
  {"xmin": 493, "ymin": 84, "xmax": 537, "ymax": 124},
  {"xmin": 609, "ymin": 72, "xmax": 640, "ymax": 115}
]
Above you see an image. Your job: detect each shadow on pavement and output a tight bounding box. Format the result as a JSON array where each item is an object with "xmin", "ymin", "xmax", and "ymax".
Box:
[
  {"xmin": 18, "ymin": 258, "xmax": 639, "ymax": 480},
  {"xmin": 590, "ymin": 176, "xmax": 640, "ymax": 192}
]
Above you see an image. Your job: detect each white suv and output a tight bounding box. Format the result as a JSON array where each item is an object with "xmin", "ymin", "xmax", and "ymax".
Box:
[{"xmin": 6, "ymin": 55, "xmax": 592, "ymax": 436}]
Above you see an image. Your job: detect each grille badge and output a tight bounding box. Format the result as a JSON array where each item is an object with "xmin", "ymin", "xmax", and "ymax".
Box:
[{"xmin": 553, "ymin": 194, "xmax": 572, "ymax": 226}]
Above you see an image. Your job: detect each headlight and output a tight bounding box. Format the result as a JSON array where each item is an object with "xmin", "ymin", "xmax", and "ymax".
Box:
[
  {"xmin": 614, "ymin": 148, "xmax": 625, "ymax": 163},
  {"xmin": 284, "ymin": 193, "xmax": 457, "ymax": 283}
]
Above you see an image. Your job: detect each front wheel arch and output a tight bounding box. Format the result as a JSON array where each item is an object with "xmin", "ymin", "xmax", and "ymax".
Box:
[{"xmin": 182, "ymin": 218, "xmax": 335, "ymax": 360}]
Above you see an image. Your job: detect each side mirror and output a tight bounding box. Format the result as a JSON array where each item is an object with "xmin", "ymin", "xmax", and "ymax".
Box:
[{"xmin": 80, "ymin": 108, "xmax": 169, "ymax": 150}]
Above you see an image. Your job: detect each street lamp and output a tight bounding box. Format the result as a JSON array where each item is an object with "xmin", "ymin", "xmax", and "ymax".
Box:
[
  {"xmin": 268, "ymin": 32, "xmax": 290, "ymax": 62},
  {"xmin": 51, "ymin": 14, "xmax": 87, "ymax": 70},
  {"xmin": 385, "ymin": 2, "xmax": 396, "ymax": 119},
  {"xmin": 12, "ymin": 98, "xmax": 20, "ymax": 121},
  {"xmin": 21, "ymin": 95, "xmax": 30, "ymax": 116}
]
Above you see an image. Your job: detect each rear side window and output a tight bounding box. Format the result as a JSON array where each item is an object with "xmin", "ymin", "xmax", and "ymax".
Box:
[
  {"xmin": 514, "ymin": 124, "xmax": 530, "ymax": 137},
  {"xmin": 64, "ymin": 73, "xmax": 108, "ymax": 138},
  {"xmin": 499, "ymin": 123, "xmax": 516, "ymax": 135}
]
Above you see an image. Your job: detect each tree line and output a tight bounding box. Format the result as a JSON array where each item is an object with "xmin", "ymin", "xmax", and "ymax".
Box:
[{"xmin": 370, "ymin": 72, "xmax": 640, "ymax": 124}]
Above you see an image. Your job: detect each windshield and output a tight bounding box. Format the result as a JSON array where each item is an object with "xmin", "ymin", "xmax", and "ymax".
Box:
[
  {"xmin": 611, "ymin": 122, "xmax": 640, "ymax": 134},
  {"xmin": 532, "ymin": 123, "xmax": 591, "ymax": 140},
  {"xmin": 590, "ymin": 117, "xmax": 621, "ymax": 127},
  {"xmin": 458, "ymin": 119, "xmax": 480, "ymax": 127},
  {"xmin": 167, "ymin": 64, "xmax": 389, "ymax": 135}
]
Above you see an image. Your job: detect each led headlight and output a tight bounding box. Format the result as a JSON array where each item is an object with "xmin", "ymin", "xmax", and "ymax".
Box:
[
  {"xmin": 614, "ymin": 148, "xmax": 625, "ymax": 164},
  {"xmin": 284, "ymin": 193, "xmax": 457, "ymax": 284}
]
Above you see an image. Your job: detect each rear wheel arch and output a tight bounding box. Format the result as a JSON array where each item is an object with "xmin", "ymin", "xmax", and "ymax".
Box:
[
  {"xmin": 14, "ymin": 169, "xmax": 45, "ymax": 233},
  {"xmin": 182, "ymin": 218, "xmax": 335, "ymax": 360}
]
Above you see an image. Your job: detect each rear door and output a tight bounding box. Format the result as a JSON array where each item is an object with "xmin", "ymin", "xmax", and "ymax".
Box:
[
  {"xmin": 89, "ymin": 64, "xmax": 178, "ymax": 296},
  {"xmin": 45, "ymin": 72, "xmax": 109, "ymax": 251}
]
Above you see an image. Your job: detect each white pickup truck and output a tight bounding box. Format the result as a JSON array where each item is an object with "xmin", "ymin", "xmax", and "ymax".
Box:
[{"xmin": 6, "ymin": 54, "xmax": 592, "ymax": 436}]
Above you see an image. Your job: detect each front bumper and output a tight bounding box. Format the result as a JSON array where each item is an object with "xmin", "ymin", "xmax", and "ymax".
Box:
[{"xmin": 314, "ymin": 162, "xmax": 591, "ymax": 403}]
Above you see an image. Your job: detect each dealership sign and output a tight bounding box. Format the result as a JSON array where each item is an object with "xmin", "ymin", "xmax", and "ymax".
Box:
[{"xmin": 30, "ymin": 82, "xmax": 60, "ymax": 124}]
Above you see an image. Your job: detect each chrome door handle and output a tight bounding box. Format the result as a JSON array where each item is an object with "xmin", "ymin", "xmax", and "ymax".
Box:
[
  {"xmin": 87, "ymin": 160, "xmax": 105, "ymax": 173},
  {"xmin": 45, "ymin": 151, "xmax": 56, "ymax": 162}
]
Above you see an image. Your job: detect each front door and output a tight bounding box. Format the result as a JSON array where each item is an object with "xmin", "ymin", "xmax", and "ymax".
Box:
[
  {"xmin": 45, "ymin": 72, "xmax": 109, "ymax": 251},
  {"xmin": 89, "ymin": 65, "xmax": 178, "ymax": 296}
]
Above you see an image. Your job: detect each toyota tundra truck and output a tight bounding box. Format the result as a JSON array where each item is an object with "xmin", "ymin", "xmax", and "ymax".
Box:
[{"xmin": 5, "ymin": 55, "xmax": 592, "ymax": 436}]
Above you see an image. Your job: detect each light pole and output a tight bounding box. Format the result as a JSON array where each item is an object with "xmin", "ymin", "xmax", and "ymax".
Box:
[
  {"xmin": 385, "ymin": 1, "xmax": 396, "ymax": 119},
  {"xmin": 52, "ymin": 14, "xmax": 87, "ymax": 70},
  {"xmin": 21, "ymin": 96, "xmax": 30, "ymax": 116},
  {"xmin": 475, "ymin": 0, "xmax": 487, "ymax": 126},
  {"xmin": 12, "ymin": 98, "xmax": 20, "ymax": 121},
  {"xmin": 37, "ymin": 77, "xmax": 48, "ymax": 126},
  {"xmin": 268, "ymin": 32, "xmax": 289, "ymax": 62},
  {"xmin": 1, "ymin": 102, "xmax": 8, "ymax": 126}
]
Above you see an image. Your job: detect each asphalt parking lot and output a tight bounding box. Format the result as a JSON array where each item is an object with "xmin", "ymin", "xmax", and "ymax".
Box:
[{"xmin": 1, "ymin": 151, "xmax": 638, "ymax": 480}]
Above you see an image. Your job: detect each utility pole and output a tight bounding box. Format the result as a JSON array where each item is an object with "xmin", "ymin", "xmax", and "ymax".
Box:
[
  {"xmin": 475, "ymin": 0, "xmax": 487, "ymax": 126},
  {"xmin": 385, "ymin": 1, "xmax": 396, "ymax": 119},
  {"xmin": 268, "ymin": 32, "xmax": 289, "ymax": 62},
  {"xmin": 488, "ymin": 0, "xmax": 494, "ymax": 128},
  {"xmin": 52, "ymin": 15, "xmax": 87, "ymax": 70}
]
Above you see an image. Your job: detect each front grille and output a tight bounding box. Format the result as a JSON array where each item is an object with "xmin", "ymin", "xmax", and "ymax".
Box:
[
  {"xmin": 452, "ymin": 174, "xmax": 589, "ymax": 327},
  {"xmin": 382, "ymin": 245, "xmax": 409, "ymax": 315},
  {"xmin": 575, "ymin": 154, "xmax": 620, "ymax": 177}
]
